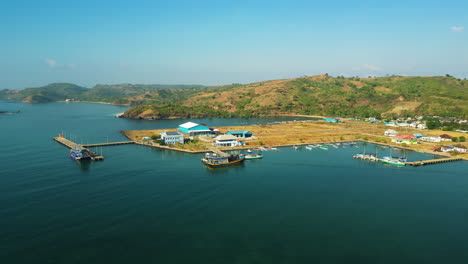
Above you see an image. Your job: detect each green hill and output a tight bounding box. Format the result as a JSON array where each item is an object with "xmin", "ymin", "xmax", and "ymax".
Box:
[
  {"xmin": 3, "ymin": 83, "xmax": 88, "ymax": 103},
  {"xmin": 124, "ymin": 75, "xmax": 468, "ymax": 119},
  {"xmin": 0, "ymin": 83, "xmax": 208, "ymax": 105}
]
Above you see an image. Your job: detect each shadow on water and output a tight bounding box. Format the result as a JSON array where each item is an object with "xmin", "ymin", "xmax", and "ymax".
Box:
[
  {"xmin": 76, "ymin": 160, "xmax": 92, "ymax": 171},
  {"xmin": 204, "ymin": 162, "xmax": 246, "ymax": 175}
]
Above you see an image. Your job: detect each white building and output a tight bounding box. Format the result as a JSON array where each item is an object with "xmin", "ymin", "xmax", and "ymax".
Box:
[
  {"xmin": 420, "ymin": 136, "xmax": 441, "ymax": 143},
  {"xmin": 454, "ymin": 146, "xmax": 467, "ymax": 153},
  {"xmin": 160, "ymin": 132, "xmax": 184, "ymax": 145},
  {"xmin": 214, "ymin": 135, "xmax": 244, "ymax": 147},
  {"xmin": 417, "ymin": 124, "xmax": 428, "ymax": 130},
  {"xmin": 384, "ymin": 129, "xmax": 398, "ymax": 137}
]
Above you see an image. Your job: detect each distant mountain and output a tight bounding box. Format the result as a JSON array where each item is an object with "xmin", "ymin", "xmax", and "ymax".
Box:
[
  {"xmin": 123, "ymin": 75, "xmax": 468, "ymax": 119},
  {"xmin": 0, "ymin": 83, "xmax": 208, "ymax": 105},
  {"xmin": 2, "ymin": 83, "xmax": 88, "ymax": 103}
]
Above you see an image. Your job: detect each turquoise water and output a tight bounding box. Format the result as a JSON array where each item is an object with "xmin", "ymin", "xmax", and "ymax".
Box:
[{"xmin": 1, "ymin": 100, "xmax": 467, "ymax": 263}]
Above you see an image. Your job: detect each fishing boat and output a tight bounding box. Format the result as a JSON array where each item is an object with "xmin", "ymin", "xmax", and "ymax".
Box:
[
  {"xmin": 305, "ymin": 145, "xmax": 314, "ymax": 150},
  {"xmin": 245, "ymin": 153, "xmax": 263, "ymax": 160},
  {"xmin": 319, "ymin": 145, "xmax": 329, "ymax": 150},
  {"xmin": 381, "ymin": 156, "xmax": 406, "ymax": 166},
  {"xmin": 292, "ymin": 146, "xmax": 299, "ymax": 150},
  {"xmin": 201, "ymin": 153, "xmax": 245, "ymax": 167},
  {"xmin": 247, "ymin": 149, "xmax": 252, "ymax": 153},
  {"xmin": 70, "ymin": 146, "xmax": 92, "ymax": 160}
]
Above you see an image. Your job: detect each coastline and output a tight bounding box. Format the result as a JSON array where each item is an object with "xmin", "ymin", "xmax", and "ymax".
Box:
[{"xmin": 120, "ymin": 121, "xmax": 468, "ymax": 160}]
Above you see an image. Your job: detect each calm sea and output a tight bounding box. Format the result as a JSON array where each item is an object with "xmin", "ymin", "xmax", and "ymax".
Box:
[{"xmin": 1, "ymin": 100, "xmax": 467, "ymax": 264}]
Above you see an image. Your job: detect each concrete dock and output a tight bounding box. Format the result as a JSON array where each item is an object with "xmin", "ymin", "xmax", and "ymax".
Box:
[{"xmin": 53, "ymin": 136, "xmax": 105, "ymax": 160}]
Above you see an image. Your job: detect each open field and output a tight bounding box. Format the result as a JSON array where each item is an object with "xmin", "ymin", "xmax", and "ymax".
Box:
[{"xmin": 122, "ymin": 120, "xmax": 468, "ymax": 159}]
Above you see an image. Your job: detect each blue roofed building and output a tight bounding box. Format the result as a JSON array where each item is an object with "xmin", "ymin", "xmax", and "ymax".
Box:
[
  {"xmin": 413, "ymin": 133, "xmax": 424, "ymax": 139},
  {"xmin": 324, "ymin": 117, "xmax": 341, "ymax": 123},
  {"xmin": 177, "ymin": 122, "xmax": 212, "ymax": 136},
  {"xmin": 227, "ymin": 130, "xmax": 253, "ymax": 138}
]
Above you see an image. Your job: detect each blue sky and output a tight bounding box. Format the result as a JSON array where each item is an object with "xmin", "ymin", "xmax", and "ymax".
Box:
[{"xmin": 1, "ymin": 0, "xmax": 467, "ymax": 89}]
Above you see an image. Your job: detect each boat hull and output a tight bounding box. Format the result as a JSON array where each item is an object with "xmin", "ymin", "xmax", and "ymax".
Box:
[
  {"xmin": 245, "ymin": 154, "xmax": 262, "ymax": 160},
  {"xmin": 201, "ymin": 157, "xmax": 245, "ymax": 167}
]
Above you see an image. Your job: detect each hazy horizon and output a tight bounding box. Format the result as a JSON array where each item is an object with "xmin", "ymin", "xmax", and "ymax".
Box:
[{"xmin": 2, "ymin": 0, "xmax": 467, "ymax": 89}]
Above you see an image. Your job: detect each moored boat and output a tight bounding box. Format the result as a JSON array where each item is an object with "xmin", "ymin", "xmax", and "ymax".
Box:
[
  {"xmin": 381, "ymin": 156, "xmax": 406, "ymax": 166},
  {"xmin": 70, "ymin": 146, "xmax": 92, "ymax": 160},
  {"xmin": 201, "ymin": 153, "xmax": 245, "ymax": 167},
  {"xmin": 245, "ymin": 153, "xmax": 263, "ymax": 160}
]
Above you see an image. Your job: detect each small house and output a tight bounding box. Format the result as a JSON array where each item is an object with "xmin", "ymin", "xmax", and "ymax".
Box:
[
  {"xmin": 396, "ymin": 133, "xmax": 416, "ymax": 140},
  {"xmin": 178, "ymin": 122, "xmax": 212, "ymax": 136},
  {"xmin": 440, "ymin": 134, "xmax": 452, "ymax": 141},
  {"xmin": 160, "ymin": 132, "xmax": 184, "ymax": 145},
  {"xmin": 420, "ymin": 136, "xmax": 441, "ymax": 143},
  {"xmin": 413, "ymin": 133, "xmax": 424, "ymax": 139},
  {"xmin": 392, "ymin": 138, "xmax": 418, "ymax": 145},
  {"xmin": 417, "ymin": 124, "xmax": 428, "ymax": 130},
  {"xmin": 384, "ymin": 129, "xmax": 398, "ymax": 137},
  {"xmin": 441, "ymin": 146, "xmax": 454, "ymax": 152},
  {"xmin": 227, "ymin": 130, "xmax": 253, "ymax": 138},
  {"xmin": 454, "ymin": 146, "xmax": 467, "ymax": 152},
  {"xmin": 214, "ymin": 135, "xmax": 244, "ymax": 147}
]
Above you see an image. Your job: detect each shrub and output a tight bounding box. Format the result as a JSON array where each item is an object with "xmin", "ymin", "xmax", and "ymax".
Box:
[
  {"xmin": 258, "ymin": 141, "xmax": 264, "ymax": 146},
  {"xmin": 451, "ymin": 137, "xmax": 459, "ymax": 142},
  {"xmin": 459, "ymin": 136, "xmax": 466, "ymax": 142}
]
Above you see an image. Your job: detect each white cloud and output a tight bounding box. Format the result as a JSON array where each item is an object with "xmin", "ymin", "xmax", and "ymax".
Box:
[
  {"xmin": 451, "ymin": 26, "xmax": 464, "ymax": 32},
  {"xmin": 44, "ymin": 58, "xmax": 57, "ymax": 67},
  {"xmin": 44, "ymin": 59, "xmax": 76, "ymax": 69}
]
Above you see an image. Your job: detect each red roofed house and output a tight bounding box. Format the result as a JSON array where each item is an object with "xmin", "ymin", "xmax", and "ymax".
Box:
[{"xmin": 396, "ymin": 133, "xmax": 416, "ymax": 140}]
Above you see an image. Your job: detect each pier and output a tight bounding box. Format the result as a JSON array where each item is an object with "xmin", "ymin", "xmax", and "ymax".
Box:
[
  {"xmin": 406, "ymin": 157, "xmax": 463, "ymax": 166},
  {"xmin": 207, "ymin": 146, "xmax": 229, "ymax": 156},
  {"xmin": 53, "ymin": 136, "xmax": 104, "ymax": 160}
]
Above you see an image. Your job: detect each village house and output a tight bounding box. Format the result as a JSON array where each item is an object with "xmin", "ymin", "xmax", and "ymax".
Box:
[
  {"xmin": 160, "ymin": 132, "xmax": 184, "ymax": 145},
  {"xmin": 384, "ymin": 129, "xmax": 398, "ymax": 137},
  {"xmin": 214, "ymin": 135, "xmax": 245, "ymax": 147},
  {"xmin": 441, "ymin": 146, "xmax": 455, "ymax": 152},
  {"xmin": 454, "ymin": 146, "xmax": 467, "ymax": 152},
  {"xmin": 440, "ymin": 134, "xmax": 453, "ymax": 141},
  {"xmin": 392, "ymin": 138, "xmax": 418, "ymax": 145},
  {"xmin": 177, "ymin": 122, "xmax": 212, "ymax": 136},
  {"xmin": 420, "ymin": 136, "xmax": 441, "ymax": 143}
]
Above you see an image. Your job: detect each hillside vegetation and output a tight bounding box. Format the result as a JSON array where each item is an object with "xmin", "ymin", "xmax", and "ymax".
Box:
[
  {"xmin": 124, "ymin": 75, "xmax": 468, "ymax": 119},
  {"xmin": 0, "ymin": 83, "xmax": 207, "ymax": 105}
]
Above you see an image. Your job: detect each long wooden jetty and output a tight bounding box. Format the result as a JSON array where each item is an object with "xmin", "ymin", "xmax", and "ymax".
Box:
[
  {"xmin": 53, "ymin": 136, "xmax": 105, "ymax": 160},
  {"xmin": 406, "ymin": 157, "xmax": 463, "ymax": 166}
]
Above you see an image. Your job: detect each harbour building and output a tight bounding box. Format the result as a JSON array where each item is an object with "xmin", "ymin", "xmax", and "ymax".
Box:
[
  {"xmin": 214, "ymin": 135, "xmax": 245, "ymax": 147},
  {"xmin": 160, "ymin": 132, "xmax": 184, "ymax": 145},
  {"xmin": 177, "ymin": 122, "xmax": 212, "ymax": 136}
]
